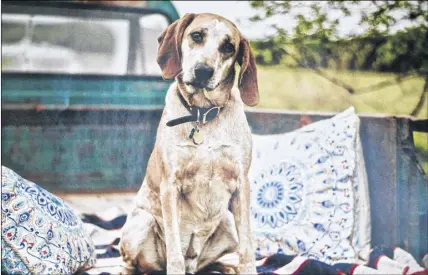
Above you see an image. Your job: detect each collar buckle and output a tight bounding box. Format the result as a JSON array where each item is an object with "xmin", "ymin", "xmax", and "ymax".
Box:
[
  {"xmin": 196, "ymin": 109, "xmax": 201, "ymax": 124},
  {"xmin": 202, "ymin": 106, "xmax": 221, "ymax": 124}
]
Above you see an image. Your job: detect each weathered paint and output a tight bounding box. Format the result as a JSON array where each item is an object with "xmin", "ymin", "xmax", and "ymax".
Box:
[
  {"xmin": 396, "ymin": 119, "xmax": 428, "ymax": 261},
  {"xmin": 145, "ymin": 0, "xmax": 180, "ymax": 21},
  {"xmin": 1, "ymin": 74, "xmax": 172, "ymax": 110},
  {"xmin": 2, "ymin": 0, "xmax": 180, "ymax": 26},
  {"xmin": 2, "ymin": 108, "xmax": 162, "ymax": 192}
]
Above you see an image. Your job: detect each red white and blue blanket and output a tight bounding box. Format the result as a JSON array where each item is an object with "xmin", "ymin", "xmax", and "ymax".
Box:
[{"xmin": 80, "ymin": 213, "xmax": 428, "ymax": 275}]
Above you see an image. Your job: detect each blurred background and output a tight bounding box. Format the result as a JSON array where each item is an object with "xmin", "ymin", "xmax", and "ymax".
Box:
[{"xmin": 2, "ymin": 0, "xmax": 427, "ymax": 173}]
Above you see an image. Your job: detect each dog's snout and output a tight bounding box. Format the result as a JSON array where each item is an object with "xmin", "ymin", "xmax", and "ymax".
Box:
[{"xmin": 194, "ymin": 64, "xmax": 214, "ymax": 82}]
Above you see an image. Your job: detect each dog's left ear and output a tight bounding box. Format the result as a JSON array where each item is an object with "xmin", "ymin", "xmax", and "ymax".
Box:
[
  {"xmin": 237, "ymin": 37, "xmax": 259, "ymax": 107},
  {"xmin": 157, "ymin": 13, "xmax": 196, "ymax": 80}
]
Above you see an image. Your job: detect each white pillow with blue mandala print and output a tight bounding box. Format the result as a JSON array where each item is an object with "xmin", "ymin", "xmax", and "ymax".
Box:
[
  {"xmin": 1, "ymin": 166, "xmax": 96, "ymax": 274},
  {"xmin": 249, "ymin": 107, "xmax": 371, "ymax": 265}
]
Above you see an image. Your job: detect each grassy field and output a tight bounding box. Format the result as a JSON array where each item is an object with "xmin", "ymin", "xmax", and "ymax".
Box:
[{"xmin": 255, "ymin": 65, "xmax": 428, "ymax": 174}]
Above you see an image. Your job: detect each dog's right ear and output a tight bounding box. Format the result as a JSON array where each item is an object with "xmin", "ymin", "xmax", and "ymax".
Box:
[{"xmin": 156, "ymin": 13, "xmax": 196, "ymax": 80}]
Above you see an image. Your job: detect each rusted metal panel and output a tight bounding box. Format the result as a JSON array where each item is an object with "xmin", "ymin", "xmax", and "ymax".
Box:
[
  {"xmin": 361, "ymin": 118, "xmax": 399, "ymax": 250},
  {"xmin": 2, "ymin": 125, "xmax": 157, "ymax": 192},
  {"xmin": 397, "ymin": 119, "xmax": 428, "ymax": 261},
  {"xmin": 2, "ymin": 74, "xmax": 172, "ymax": 110},
  {"xmin": 2, "ymin": 1, "xmax": 179, "ymax": 28},
  {"xmin": 2, "ymin": 109, "xmax": 162, "ymax": 192}
]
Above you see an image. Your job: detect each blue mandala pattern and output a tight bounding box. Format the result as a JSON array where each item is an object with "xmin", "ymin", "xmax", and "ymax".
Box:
[
  {"xmin": 250, "ymin": 107, "xmax": 368, "ymax": 265},
  {"xmin": 1, "ymin": 166, "xmax": 96, "ymax": 274},
  {"xmin": 251, "ymin": 162, "xmax": 306, "ymax": 230}
]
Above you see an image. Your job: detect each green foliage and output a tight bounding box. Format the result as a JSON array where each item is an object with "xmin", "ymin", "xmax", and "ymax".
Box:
[
  {"xmin": 414, "ymin": 132, "xmax": 428, "ymax": 174},
  {"xmin": 249, "ymin": 0, "xmax": 428, "ymax": 75},
  {"xmin": 374, "ymin": 26, "xmax": 428, "ymax": 73},
  {"xmin": 250, "ymin": 35, "xmax": 287, "ymax": 65}
]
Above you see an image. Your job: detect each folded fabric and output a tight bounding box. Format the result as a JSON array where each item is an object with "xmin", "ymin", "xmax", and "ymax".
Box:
[
  {"xmin": 81, "ymin": 214, "xmax": 126, "ymax": 231},
  {"xmin": 78, "ymin": 209, "xmax": 428, "ymax": 275},
  {"xmin": 367, "ymin": 247, "xmax": 428, "ymax": 275},
  {"xmin": 1, "ymin": 166, "xmax": 96, "ymax": 275}
]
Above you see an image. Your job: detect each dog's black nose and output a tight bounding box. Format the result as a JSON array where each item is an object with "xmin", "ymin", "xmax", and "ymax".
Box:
[{"xmin": 194, "ymin": 63, "xmax": 214, "ymax": 82}]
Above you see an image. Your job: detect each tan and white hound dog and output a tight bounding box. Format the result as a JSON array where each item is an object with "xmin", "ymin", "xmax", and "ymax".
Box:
[{"xmin": 120, "ymin": 13, "xmax": 259, "ymax": 275}]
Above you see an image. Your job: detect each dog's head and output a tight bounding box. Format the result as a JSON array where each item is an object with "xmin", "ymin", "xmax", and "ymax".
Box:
[{"xmin": 156, "ymin": 13, "xmax": 259, "ymax": 107}]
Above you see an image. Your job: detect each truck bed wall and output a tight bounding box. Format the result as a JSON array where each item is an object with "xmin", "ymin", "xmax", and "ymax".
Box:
[{"xmin": 2, "ymin": 108, "xmax": 427, "ymax": 261}]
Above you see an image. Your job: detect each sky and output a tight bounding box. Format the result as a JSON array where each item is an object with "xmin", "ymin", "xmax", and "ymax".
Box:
[{"xmin": 172, "ymin": 1, "xmax": 423, "ymax": 40}]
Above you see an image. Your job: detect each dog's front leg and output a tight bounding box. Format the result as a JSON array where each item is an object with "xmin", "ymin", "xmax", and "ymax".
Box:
[
  {"xmin": 231, "ymin": 176, "xmax": 257, "ymax": 274},
  {"xmin": 160, "ymin": 180, "xmax": 185, "ymax": 274}
]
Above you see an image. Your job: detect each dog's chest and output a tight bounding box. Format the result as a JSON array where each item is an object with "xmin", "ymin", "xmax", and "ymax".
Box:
[{"xmin": 174, "ymin": 143, "xmax": 239, "ymax": 222}]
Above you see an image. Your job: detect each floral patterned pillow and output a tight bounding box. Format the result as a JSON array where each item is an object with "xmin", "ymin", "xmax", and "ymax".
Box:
[
  {"xmin": 1, "ymin": 166, "xmax": 96, "ymax": 274},
  {"xmin": 249, "ymin": 107, "xmax": 371, "ymax": 265}
]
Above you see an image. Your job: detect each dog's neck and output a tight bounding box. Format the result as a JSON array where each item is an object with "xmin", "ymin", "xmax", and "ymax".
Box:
[
  {"xmin": 176, "ymin": 69, "xmax": 235, "ymax": 109},
  {"xmin": 165, "ymin": 71, "xmax": 236, "ymax": 128}
]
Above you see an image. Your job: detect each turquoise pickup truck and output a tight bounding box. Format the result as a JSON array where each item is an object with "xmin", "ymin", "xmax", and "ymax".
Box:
[{"xmin": 1, "ymin": 0, "xmax": 427, "ymax": 264}]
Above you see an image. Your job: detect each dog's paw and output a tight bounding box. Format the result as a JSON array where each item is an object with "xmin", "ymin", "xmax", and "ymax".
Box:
[
  {"xmin": 118, "ymin": 264, "xmax": 136, "ymax": 275},
  {"xmin": 223, "ymin": 264, "xmax": 238, "ymax": 274},
  {"xmin": 237, "ymin": 263, "xmax": 257, "ymax": 275},
  {"xmin": 166, "ymin": 267, "xmax": 186, "ymax": 275},
  {"xmin": 167, "ymin": 257, "xmax": 186, "ymax": 274}
]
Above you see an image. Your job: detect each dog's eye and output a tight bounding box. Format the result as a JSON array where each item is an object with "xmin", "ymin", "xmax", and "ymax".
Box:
[
  {"xmin": 221, "ymin": 42, "xmax": 235, "ymax": 53},
  {"xmin": 190, "ymin": 32, "xmax": 203, "ymax": 43}
]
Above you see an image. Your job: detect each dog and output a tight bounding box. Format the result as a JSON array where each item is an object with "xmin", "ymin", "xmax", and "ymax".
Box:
[{"xmin": 120, "ymin": 13, "xmax": 259, "ymax": 274}]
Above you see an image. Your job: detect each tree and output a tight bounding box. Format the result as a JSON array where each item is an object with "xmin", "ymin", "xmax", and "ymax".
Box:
[
  {"xmin": 250, "ymin": 1, "xmax": 427, "ymax": 41},
  {"xmin": 249, "ymin": 1, "xmax": 428, "ymax": 115}
]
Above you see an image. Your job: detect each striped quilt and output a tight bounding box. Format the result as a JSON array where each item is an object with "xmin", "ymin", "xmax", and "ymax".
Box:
[{"xmin": 79, "ymin": 211, "xmax": 427, "ymax": 275}]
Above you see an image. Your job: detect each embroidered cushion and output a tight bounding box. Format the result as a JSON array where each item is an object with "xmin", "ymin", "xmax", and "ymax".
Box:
[
  {"xmin": 249, "ymin": 107, "xmax": 371, "ymax": 265},
  {"xmin": 1, "ymin": 166, "xmax": 96, "ymax": 274}
]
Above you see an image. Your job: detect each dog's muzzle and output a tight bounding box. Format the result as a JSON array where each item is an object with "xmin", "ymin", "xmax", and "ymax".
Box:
[{"xmin": 185, "ymin": 63, "xmax": 215, "ymax": 90}]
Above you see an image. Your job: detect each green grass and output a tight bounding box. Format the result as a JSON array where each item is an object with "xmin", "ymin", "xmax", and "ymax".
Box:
[
  {"xmin": 414, "ymin": 132, "xmax": 428, "ymax": 174},
  {"xmin": 255, "ymin": 65, "xmax": 428, "ymax": 174}
]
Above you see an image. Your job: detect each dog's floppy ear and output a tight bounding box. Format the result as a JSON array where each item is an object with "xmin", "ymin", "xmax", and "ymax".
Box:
[
  {"xmin": 237, "ymin": 37, "xmax": 259, "ymax": 106},
  {"xmin": 156, "ymin": 13, "xmax": 196, "ymax": 80}
]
